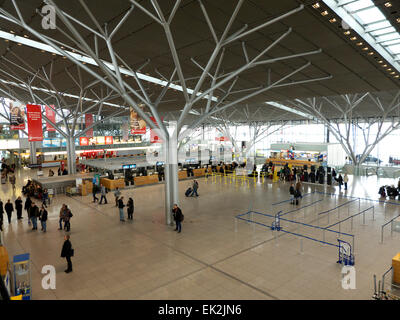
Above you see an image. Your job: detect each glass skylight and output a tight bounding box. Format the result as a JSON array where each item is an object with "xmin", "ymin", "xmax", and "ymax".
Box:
[{"xmin": 324, "ymin": 0, "xmax": 400, "ymax": 73}]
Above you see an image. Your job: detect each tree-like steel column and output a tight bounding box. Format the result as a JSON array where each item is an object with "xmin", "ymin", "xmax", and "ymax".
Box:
[
  {"xmin": 0, "ymin": 0, "xmax": 332, "ymax": 223},
  {"xmin": 291, "ymin": 92, "xmax": 400, "ymax": 171}
]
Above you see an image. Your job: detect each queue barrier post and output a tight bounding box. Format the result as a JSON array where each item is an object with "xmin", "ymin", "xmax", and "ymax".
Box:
[{"xmin": 381, "ymin": 225, "xmax": 384, "ymax": 244}]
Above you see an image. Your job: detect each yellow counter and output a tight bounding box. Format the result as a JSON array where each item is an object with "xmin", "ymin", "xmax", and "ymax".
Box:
[
  {"xmin": 134, "ymin": 175, "xmax": 159, "ymax": 186},
  {"xmin": 100, "ymin": 178, "xmax": 125, "ymax": 190},
  {"xmin": 392, "ymin": 253, "xmax": 400, "ymax": 284}
]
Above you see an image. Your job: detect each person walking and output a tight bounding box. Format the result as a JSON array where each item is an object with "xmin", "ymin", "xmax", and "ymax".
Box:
[
  {"xmin": 127, "ymin": 197, "xmax": 134, "ymax": 220},
  {"xmin": 9, "ymin": 174, "xmax": 16, "ymax": 190},
  {"xmin": 4, "ymin": 200, "xmax": 13, "ymax": 224},
  {"xmin": 42, "ymin": 189, "xmax": 49, "ymax": 207},
  {"xmin": 92, "ymin": 183, "xmax": 99, "ymax": 203},
  {"xmin": 172, "ymin": 204, "xmax": 183, "ymax": 233},
  {"xmin": 60, "ymin": 235, "xmax": 73, "ymax": 273},
  {"xmin": 344, "ymin": 174, "xmax": 349, "ymax": 190},
  {"xmin": 24, "ymin": 196, "xmax": 32, "ymax": 225},
  {"xmin": 58, "ymin": 204, "xmax": 66, "ymax": 230},
  {"xmin": 289, "ymin": 183, "xmax": 295, "ymax": 205},
  {"xmin": 29, "ymin": 202, "xmax": 39, "ymax": 230},
  {"xmin": 118, "ymin": 196, "xmax": 125, "ymax": 222},
  {"xmin": 99, "ymin": 184, "xmax": 108, "ymax": 204},
  {"xmin": 114, "ymin": 187, "xmax": 121, "ymax": 207},
  {"xmin": 15, "ymin": 197, "xmax": 23, "ymax": 220},
  {"xmin": 39, "ymin": 205, "xmax": 48, "ymax": 232},
  {"xmin": 338, "ymin": 174, "xmax": 343, "ymax": 190},
  {"xmin": 63, "ymin": 205, "xmax": 73, "ymax": 232},
  {"xmin": 190, "ymin": 180, "xmax": 199, "ymax": 197}
]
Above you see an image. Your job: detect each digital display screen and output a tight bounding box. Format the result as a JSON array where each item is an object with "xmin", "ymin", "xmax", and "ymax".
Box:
[
  {"xmin": 156, "ymin": 161, "xmax": 164, "ymax": 166},
  {"xmin": 129, "ymin": 164, "xmax": 136, "ymax": 169}
]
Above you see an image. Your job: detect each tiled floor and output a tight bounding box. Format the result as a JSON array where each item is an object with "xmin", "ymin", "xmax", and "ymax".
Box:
[{"xmin": 1, "ymin": 168, "xmax": 400, "ymax": 299}]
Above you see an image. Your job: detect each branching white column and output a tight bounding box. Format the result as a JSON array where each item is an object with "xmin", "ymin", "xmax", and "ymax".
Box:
[{"xmin": 291, "ymin": 92, "xmax": 400, "ymax": 168}]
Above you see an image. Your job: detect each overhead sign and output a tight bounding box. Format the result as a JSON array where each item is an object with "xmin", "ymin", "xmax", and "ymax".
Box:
[
  {"xmin": 45, "ymin": 105, "xmax": 56, "ymax": 132},
  {"xmin": 79, "ymin": 137, "xmax": 89, "ymax": 146},
  {"xmin": 27, "ymin": 104, "xmax": 43, "ymax": 141},
  {"xmin": 122, "ymin": 164, "xmax": 136, "ymax": 169},
  {"xmin": 105, "ymin": 136, "xmax": 113, "ymax": 145},
  {"xmin": 130, "ymin": 106, "xmax": 146, "ymax": 134},
  {"xmin": 10, "ymin": 101, "xmax": 25, "ymax": 130}
]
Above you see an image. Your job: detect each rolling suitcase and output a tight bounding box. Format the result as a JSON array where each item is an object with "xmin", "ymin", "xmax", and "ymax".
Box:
[{"xmin": 185, "ymin": 187, "xmax": 192, "ymax": 197}]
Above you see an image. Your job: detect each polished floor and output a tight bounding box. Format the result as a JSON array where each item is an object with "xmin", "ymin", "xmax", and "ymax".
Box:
[{"xmin": 1, "ymin": 168, "xmax": 400, "ymax": 300}]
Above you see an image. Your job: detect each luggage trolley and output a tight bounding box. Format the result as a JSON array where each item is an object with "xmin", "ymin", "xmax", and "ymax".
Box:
[{"xmin": 337, "ymin": 239, "xmax": 355, "ymax": 266}]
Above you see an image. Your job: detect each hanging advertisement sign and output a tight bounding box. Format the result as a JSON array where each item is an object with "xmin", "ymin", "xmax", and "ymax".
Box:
[
  {"xmin": 45, "ymin": 105, "xmax": 56, "ymax": 132},
  {"xmin": 130, "ymin": 105, "xmax": 146, "ymax": 134},
  {"xmin": 85, "ymin": 114, "xmax": 93, "ymax": 138},
  {"xmin": 79, "ymin": 137, "xmax": 89, "ymax": 146},
  {"xmin": 150, "ymin": 117, "xmax": 163, "ymax": 143},
  {"xmin": 10, "ymin": 101, "xmax": 26, "ymax": 130},
  {"xmin": 27, "ymin": 104, "xmax": 43, "ymax": 141},
  {"xmin": 122, "ymin": 123, "xmax": 129, "ymax": 141}
]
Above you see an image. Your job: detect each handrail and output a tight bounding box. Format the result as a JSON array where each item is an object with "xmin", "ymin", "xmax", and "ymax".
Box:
[
  {"xmin": 381, "ymin": 214, "xmax": 400, "ymax": 243},
  {"xmin": 381, "ymin": 266, "xmax": 393, "ymax": 293},
  {"xmin": 326, "ymin": 206, "xmax": 374, "ymax": 229},
  {"xmin": 318, "ymin": 198, "xmax": 359, "ymax": 215}
]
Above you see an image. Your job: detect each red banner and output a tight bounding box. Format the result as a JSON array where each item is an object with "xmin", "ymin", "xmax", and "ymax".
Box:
[
  {"xmin": 105, "ymin": 136, "xmax": 113, "ymax": 145},
  {"xmin": 150, "ymin": 117, "xmax": 163, "ymax": 143},
  {"xmin": 27, "ymin": 104, "xmax": 43, "ymax": 141},
  {"xmin": 45, "ymin": 105, "xmax": 56, "ymax": 131},
  {"xmin": 85, "ymin": 114, "xmax": 93, "ymax": 138},
  {"xmin": 79, "ymin": 137, "xmax": 89, "ymax": 146}
]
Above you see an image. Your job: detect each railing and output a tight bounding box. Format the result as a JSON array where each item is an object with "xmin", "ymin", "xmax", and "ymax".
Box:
[
  {"xmin": 326, "ymin": 206, "xmax": 374, "ymax": 235},
  {"xmin": 381, "ymin": 214, "xmax": 400, "ymax": 243}
]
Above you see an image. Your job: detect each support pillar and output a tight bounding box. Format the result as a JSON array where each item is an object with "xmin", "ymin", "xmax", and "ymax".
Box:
[
  {"xmin": 164, "ymin": 123, "xmax": 179, "ymax": 225},
  {"xmin": 29, "ymin": 142, "xmax": 37, "ymax": 165},
  {"xmin": 66, "ymin": 136, "xmax": 76, "ymax": 175}
]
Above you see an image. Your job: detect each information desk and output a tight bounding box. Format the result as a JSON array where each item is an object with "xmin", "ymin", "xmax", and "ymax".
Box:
[
  {"xmin": 134, "ymin": 175, "xmax": 159, "ymax": 186},
  {"xmin": 100, "ymin": 178, "xmax": 125, "ymax": 190},
  {"xmin": 266, "ymin": 158, "xmax": 317, "ymax": 168}
]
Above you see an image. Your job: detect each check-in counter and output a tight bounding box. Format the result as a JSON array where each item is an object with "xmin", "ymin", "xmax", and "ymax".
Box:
[
  {"xmin": 193, "ymin": 168, "xmax": 206, "ymax": 177},
  {"xmin": 134, "ymin": 175, "xmax": 159, "ymax": 186},
  {"xmin": 79, "ymin": 180, "xmax": 93, "ymax": 196},
  {"xmin": 266, "ymin": 158, "xmax": 317, "ymax": 168},
  {"xmin": 178, "ymin": 170, "xmax": 188, "ymax": 180},
  {"xmin": 100, "ymin": 178, "xmax": 125, "ymax": 190}
]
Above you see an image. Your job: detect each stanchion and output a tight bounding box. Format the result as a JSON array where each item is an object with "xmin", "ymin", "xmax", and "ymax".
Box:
[
  {"xmin": 372, "ymin": 206, "xmax": 375, "ymax": 221},
  {"xmin": 338, "ymin": 222, "xmax": 341, "ymax": 238},
  {"xmin": 300, "ymin": 238, "xmax": 304, "ymax": 255},
  {"xmin": 358, "ymin": 198, "xmax": 361, "ymax": 211},
  {"xmin": 363, "ymin": 211, "xmax": 366, "ymax": 225},
  {"xmin": 351, "ymin": 216, "xmax": 353, "ymax": 230},
  {"xmin": 381, "ymin": 226, "xmax": 384, "ymax": 243},
  {"xmin": 348, "ymin": 204, "xmax": 350, "ymax": 216},
  {"xmin": 322, "ymin": 229, "xmax": 326, "ymax": 246},
  {"xmin": 234, "ymin": 218, "xmax": 237, "ymax": 233},
  {"xmin": 338, "ymin": 206, "xmax": 340, "ymax": 220},
  {"xmin": 327, "ymin": 211, "xmax": 330, "ymax": 225},
  {"xmin": 391, "ymin": 221, "xmax": 394, "ymax": 238}
]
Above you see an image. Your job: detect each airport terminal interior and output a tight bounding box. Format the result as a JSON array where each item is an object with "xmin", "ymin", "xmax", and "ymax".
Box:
[{"xmin": 1, "ymin": 0, "xmax": 400, "ymax": 301}]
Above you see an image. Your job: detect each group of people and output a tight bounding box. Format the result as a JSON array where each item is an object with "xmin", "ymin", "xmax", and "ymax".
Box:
[
  {"xmin": 22, "ymin": 180, "xmax": 50, "ymax": 203},
  {"xmin": 0, "ymin": 196, "xmax": 49, "ymax": 232}
]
